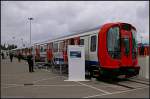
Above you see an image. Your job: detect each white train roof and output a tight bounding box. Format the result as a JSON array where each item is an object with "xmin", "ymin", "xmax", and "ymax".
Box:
[{"xmin": 34, "ymin": 25, "xmax": 101, "ymax": 45}]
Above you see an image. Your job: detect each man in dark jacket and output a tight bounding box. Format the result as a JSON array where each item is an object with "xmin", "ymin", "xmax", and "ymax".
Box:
[
  {"xmin": 27, "ymin": 53, "xmax": 34, "ymax": 72},
  {"xmin": 9, "ymin": 52, "xmax": 14, "ymax": 62},
  {"xmin": 140, "ymin": 45, "xmax": 144, "ymax": 55},
  {"xmin": 2, "ymin": 52, "xmax": 4, "ymax": 59}
]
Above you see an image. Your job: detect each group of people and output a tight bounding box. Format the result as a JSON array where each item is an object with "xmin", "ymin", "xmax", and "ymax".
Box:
[{"xmin": 2, "ymin": 51, "xmax": 34, "ymax": 73}]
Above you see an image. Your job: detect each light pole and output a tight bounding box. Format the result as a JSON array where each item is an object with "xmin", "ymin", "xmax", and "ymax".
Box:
[
  {"xmin": 21, "ymin": 38, "xmax": 23, "ymax": 48},
  {"xmin": 12, "ymin": 36, "xmax": 15, "ymax": 45},
  {"xmin": 28, "ymin": 17, "xmax": 34, "ymax": 47}
]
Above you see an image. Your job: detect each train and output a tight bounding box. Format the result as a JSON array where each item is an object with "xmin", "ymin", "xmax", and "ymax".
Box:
[{"xmin": 12, "ymin": 22, "xmax": 141, "ymax": 78}]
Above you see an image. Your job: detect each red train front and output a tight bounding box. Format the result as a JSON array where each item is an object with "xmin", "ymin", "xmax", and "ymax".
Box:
[{"xmin": 97, "ymin": 22, "xmax": 140, "ymax": 78}]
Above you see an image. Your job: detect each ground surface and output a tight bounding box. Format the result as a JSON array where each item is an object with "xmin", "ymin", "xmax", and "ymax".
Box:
[{"xmin": 1, "ymin": 57, "xmax": 149, "ymax": 98}]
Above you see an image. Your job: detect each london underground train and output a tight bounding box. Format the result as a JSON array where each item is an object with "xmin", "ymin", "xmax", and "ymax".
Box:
[{"xmin": 32, "ymin": 22, "xmax": 140, "ymax": 78}]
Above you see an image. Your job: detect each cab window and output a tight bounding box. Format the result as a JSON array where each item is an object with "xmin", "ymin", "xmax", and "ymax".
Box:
[
  {"xmin": 107, "ymin": 27, "xmax": 121, "ymax": 59},
  {"xmin": 132, "ymin": 29, "xmax": 138, "ymax": 58},
  {"xmin": 90, "ymin": 35, "xmax": 97, "ymax": 52}
]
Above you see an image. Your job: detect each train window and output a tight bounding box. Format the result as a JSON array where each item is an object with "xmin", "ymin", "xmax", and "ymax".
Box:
[
  {"xmin": 40, "ymin": 46, "xmax": 44, "ymax": 52},
  {"xmin": 122, "ymin": 24, "xmax": 131, "ymax": 31},
  {"xmin": 80, "ymin": 39, "xmax": 84, "ymax": 45},
  {"xmin": 54, "ymin": 43, "xmax": 58, "ymax": 52},
  {"xmin": 90, "ymin": 35, "xmax": 97, "ymax": 52},
  {"xmin": 132, "ymin": 29, "xmax": 138, "ymax": 58},
  {"xmin": 44, "ymin": 45, "xmax": 47, "ymax": 52},
  {"xmin": 70, "ymin": 38, "xmax": 75, "ymax": 45},
  {"xmin": 44, "ymin": 48, "xmax": 46, "ymax": 52},
  {"xmin": 107, "ymin": 27, "xmax": 121, "ymax": 59},
  {"xmin": 123, "ymin": 38, "xmax": 130, "ymax": 55},
  {"xmin": 59, "ymin": 42, "xmax": 64, "ymax": 52}
]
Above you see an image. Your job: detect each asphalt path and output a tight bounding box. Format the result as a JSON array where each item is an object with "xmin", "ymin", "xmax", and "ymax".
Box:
[{"xmin": 1, "ymin": 57, "xmax": 149, "ymax": 98}]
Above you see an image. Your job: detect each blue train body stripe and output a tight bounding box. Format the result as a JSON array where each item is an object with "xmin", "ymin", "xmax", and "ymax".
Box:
[
  {"xmin": 85, "ymin": 60, "xmax": 99, "ymax": 66},
  {"xmin": 54, "ymin": 58, "xmax": 98, "ymax": 66},
  {"xmin": 54, "ymin": 58, "xmax": 64, "ymax": 61}
]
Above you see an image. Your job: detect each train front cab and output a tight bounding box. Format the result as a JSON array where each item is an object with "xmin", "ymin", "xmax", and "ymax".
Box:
[{"xmin": 98, "ymin": 23, "xmax": 140, "ymax": 78}]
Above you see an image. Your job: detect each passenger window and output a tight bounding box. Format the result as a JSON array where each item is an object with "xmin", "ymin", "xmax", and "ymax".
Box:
[
  {"xmin": 59, "ymin": 42, "xmax": 64, "ymax": 52},
  {"xmin": 44, "ymin": 45, "xmax": 47, "ymax": 52},
  {"xmin": 40, "ymin": 46, "xmax": 43, "ymax": 52},
  {"xmin": 80, "ymin": 39, "xmax": 84, "ymax": 45},
  {"xmin": 70, "ymin": 38, "xmax": 74, "ymax": 45},
  {"xmin": 90, "ymin": 35, "xmax": 97, "ymax": 52},
  {"xmin": 54, "ymin": 43, "xmax": 58, "ymax": 52}
]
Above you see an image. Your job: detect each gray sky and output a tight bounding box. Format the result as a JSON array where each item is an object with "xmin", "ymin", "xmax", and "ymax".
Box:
[{"xmin": 1, "ymin": 1, "xmax": 149, "ymax": 48}]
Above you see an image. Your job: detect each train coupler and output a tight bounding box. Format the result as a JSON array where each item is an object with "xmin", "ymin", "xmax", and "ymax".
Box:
[{"xmin": 92, "ymin": 70, "xmax": 100, "ymax": 78}]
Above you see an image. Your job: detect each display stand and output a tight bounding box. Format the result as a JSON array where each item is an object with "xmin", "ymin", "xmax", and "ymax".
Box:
[{"xmin": 65, "ymin": 45, "xmax": 89, "ymax": 81}]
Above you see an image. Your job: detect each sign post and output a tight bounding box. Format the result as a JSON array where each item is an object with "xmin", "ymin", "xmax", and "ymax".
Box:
[{"xmin": 65, "ymin": 45, "xmax": 88, "ymax": 81}]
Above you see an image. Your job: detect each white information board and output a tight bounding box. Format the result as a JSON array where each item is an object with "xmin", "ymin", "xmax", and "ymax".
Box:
[{"xmin": 65, "ymin": 45, "xmax": 88, "ymax": 81}]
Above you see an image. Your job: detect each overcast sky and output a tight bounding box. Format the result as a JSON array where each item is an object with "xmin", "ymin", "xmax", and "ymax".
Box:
[{"xmin": 1, "ymin": 1, "xmax": 149, "ymax": 47}]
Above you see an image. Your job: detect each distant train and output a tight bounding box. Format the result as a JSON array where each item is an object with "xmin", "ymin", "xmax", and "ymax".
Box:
[
  {"xmin": 13, "ymin": 22, "xmax": 141, "ymax": 78},
  {"xmin": 138, "ymin": 43, "xmax": 149, "ymax": 56}
]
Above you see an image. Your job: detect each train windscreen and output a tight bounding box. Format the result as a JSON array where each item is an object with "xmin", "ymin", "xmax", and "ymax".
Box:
[
  {"xmin": 132, "ymin": 29, "xmax": 138, "ymax": 58},
  {"xmin": 122, "ymin": 24, "xmax": 131, "ymax": 31},
  {"xmin": 107, "ymin": 27, "xmax": 121, "ymax": 59}
]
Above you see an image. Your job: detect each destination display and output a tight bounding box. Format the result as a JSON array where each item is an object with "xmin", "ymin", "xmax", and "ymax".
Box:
[{"xmin": 70, "ymin": 51, "xmax": 81, "ymax": 58}]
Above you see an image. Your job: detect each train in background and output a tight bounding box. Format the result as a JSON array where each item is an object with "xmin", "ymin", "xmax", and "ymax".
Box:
[
  {"xmin": 138, "ymin": 43, "xmax": 149, "ymax": 56},
  {"xmin": 12, "ymin": 22, "xmax": 144, "ymax": 78},
  {"xmin": 11, "ymin": 46, "xmax": 32, "ymax": 59}
]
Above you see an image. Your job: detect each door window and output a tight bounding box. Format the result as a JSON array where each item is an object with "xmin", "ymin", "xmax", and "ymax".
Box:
[
  {"xmin": 123, "ymin": 38, "xmax": 130, "ymax": 56},
  {"xmin": 80, "ymin": 39, "xmax": 84, "ymax": 45},
  {"xmin": 40, "ymin": 46, "xmax": 44, "ymax": 52},
  {"xmin": 54, "ymin": 43, "xmax": 58, "ymax": 52},
  {"xmin": 90, "ymin": 35, "xmax": 97, "ymax": 52}
]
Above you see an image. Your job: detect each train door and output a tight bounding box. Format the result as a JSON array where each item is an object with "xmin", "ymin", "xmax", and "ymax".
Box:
[
  {"xmin": 47, "ymin": 43, "xmax": 53, "ymax": 63},
  {"xmin": 40, "ymin": 45, "xmax": 43, "ymax": 62},
  {"xmin": 58, "ymin": 41, "xmax": 64, "ymax": 64},
  {"xmin": 89, "ymin": 34, "xmax": 98, "ymax": 65},
  {"xmin": 119, "ymin": 24, "xmax": 135, "ymax": 67},
  {"xmin": 63, "ymin": 40, "xmax": 68, "ymax": 64},
  {"xmin": 80, "ymin": 36, "xmax": 89, "ymax": 61},
  {"xmin": 120, "ymin": 34, "xmax": 132, "ymax": 66},
  {"xmin": 44, "ymin": 44, "xmax": 47, "ymax": 62},
  {"xmin": 35, "ymin": 45, "xmax": 40, "ymax": 62},
  {"xmin": 53, "ymin": 42, "xmax": 59, "ymax": 64}
]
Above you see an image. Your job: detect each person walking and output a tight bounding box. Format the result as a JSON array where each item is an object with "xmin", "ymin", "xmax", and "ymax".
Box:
[
  {"xmin": 9, "ymin": 52, "xmax": 14, "ymax": 62},
  {"xmin": 18, "ymin": 52, "xmax": 22, "ymax": 62},
  {"xmin": 140, "ymin": 45, "xmax": 144, "ymax": 55},
  {"xmin": 27, "ymin": 52, "xmax": 34, "ymax": 72},
  {"xmin": 2, "ymin": 52, "xmax": 4, "ymax": 59}
]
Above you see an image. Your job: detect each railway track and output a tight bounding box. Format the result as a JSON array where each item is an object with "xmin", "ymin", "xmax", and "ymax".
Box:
[
  {"xmin": 97, "ymin": 77, "xmax": 149, "ymax": 89},
  {"xmin": 127, "ymin": 79, "xmax": 149, "ymax": 86}
]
